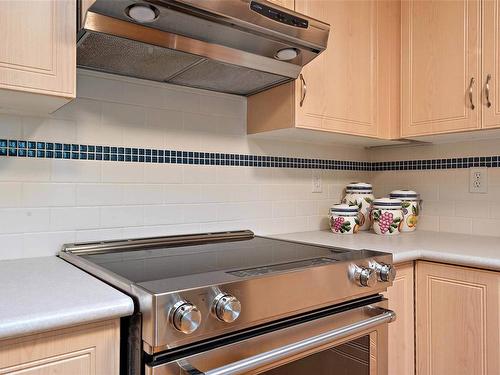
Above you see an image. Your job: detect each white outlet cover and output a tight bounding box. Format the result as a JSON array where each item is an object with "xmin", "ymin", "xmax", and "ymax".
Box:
[
  {"xmin": 312, "ymin": 174, "xmax": 322, "ymax": 193},
  {"xmin": 469, "ymin": 167, "xmax": 488, "ymax": 193}
]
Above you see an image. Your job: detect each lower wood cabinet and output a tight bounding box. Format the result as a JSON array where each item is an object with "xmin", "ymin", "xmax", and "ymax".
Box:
[
  {"xmin": 0, "ymin": 319, "xmax": 120, "ymax": 375},
  {"xmin": 416, "ymin": 261, "xmax": 500, "ymax": 375},
  {"xmin": 385, "ymin": 262, "xmax": 415, "ymax": 375}
]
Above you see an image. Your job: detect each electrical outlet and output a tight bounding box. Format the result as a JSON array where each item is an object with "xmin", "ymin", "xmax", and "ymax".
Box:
[
  {"xmin": 312, "ymin": 174, "xmax": 322, "ymax": 193},
  {"xmin": 469, "ymin": 167, "xmax": 488, "ymax": 193}
]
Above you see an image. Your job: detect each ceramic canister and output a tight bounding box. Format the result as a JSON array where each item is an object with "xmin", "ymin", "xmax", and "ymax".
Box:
[
  {"xmin": 342, "ymin": 182, "xmax": 374, "ymax": 231},
  {"xmin": 389, "ymin": 190, "xmax": 420, "ymax": 232},
  {"xmin": 371, "ymin": 198, "xmax": 404, "ymax": 236},
  {"xmin": 329, "ymin": 204, "xmax": 360, "ymax": 235}
]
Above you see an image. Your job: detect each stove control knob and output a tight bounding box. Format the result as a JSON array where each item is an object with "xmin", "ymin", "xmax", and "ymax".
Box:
[
  {"xmin": 213, "ymin": 294, "xmax": 241, "ymax": 323},
  {"xmin": 372, "ymin": 262, "xmax": 396, "ymax": 282},
  {"xmin": 353, "ymin": 266, "xmax": 377, "ymax": 287},
  {"xmin": 171, "ymin": 301, "xmax": 201, "ymax": 334}
]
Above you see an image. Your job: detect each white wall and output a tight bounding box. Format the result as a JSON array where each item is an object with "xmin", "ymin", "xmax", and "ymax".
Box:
[{"xmin": 0, "ymin": 71, "xmax": 370, "ymax": 259}]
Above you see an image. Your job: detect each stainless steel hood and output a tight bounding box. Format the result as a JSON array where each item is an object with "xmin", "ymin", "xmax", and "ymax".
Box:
[{"xmin": 77, "ymin": 0, "xmax": 330, "ymax": 96}]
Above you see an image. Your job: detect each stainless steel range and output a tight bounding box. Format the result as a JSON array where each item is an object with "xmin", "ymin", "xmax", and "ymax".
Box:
[{"xmin": 60, "ymin": 230, "xmax": 396, "ymax": 375}]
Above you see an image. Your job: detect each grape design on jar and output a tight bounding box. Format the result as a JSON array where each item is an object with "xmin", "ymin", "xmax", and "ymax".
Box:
[
  {"xmin": 329, "ymin": 203, "xmax": 360, "ymax": 235},
  {"xmin": 372, "ymin": 210, "xmax": 402, "ymax": 234},
  {"xmin": 332, "ymin": 216, "xmax": 345, "ymax": 232},
  {"xmin": 330, "ymin": 216, "xmax": 359, "ymax": 234}
]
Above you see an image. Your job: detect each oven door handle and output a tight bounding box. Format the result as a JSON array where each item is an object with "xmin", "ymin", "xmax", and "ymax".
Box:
[
  {"xmin": 198, "ymin": 307, "xmax": 394, "ymax": 375},
  {"xmin": 170, "ymin": 306, "xmax": 396, "ymax": 375}
]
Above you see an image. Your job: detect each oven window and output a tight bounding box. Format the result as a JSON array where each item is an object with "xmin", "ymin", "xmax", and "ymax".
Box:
[{"xmin": 261, "ymin": 335, "xmax": 370, "ymax": 375}]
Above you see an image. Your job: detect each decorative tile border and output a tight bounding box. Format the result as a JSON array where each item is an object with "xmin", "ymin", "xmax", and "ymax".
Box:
[
  {"xmin": 0, "ymin": 139, "xmax": 369, "ymax": 170},
  {"xmin": 371, "ymin": 156, "xmax": 500, "ymax": 171},
  {"xmin": 1, "ymin": 139, "xmax": 499, "ymax": 171}
]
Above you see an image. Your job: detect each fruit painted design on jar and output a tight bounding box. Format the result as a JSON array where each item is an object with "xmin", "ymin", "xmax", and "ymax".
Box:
[
  {"xmin": 328, "ymin": 203, "xmax": 360, "ymax": 235},
  {"xmin": 371, "ymin": 198, "xmax": 404, "ymax": 236},
  {"xmin": 372, "ymin": 210, "xmax": 401, "ymax": 234},
  {"xmin": 390, "ymin": 190, "xmax": 421, "ymax": 232},
  {"xmin": 345, "ymin": 197, "xmax": 373, "ymax": 228},
  {"xmin": 342, "ymin": 182, "xmax": 374, "ymax": 232},
  {"xmin": 330, "ymin": 216, "xmax": 360, "ymax": 234}
]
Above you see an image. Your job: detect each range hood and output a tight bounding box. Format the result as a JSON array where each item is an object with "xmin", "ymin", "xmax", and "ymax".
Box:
[{"xmin": 77, "ymin": 0, "xmax": 330, "ymax": 96}]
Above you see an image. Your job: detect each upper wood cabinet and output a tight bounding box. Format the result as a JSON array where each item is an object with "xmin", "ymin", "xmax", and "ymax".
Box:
[
  {"xmin": 248, "ymin": 0, "xmax": 400, "ymax": 140},
  {"xmin": 0, "ymin": 0, "xmax": 75, "ymax": 113},
  {"xmin": 401, "ymin": 0, "xmax": 481, "ymax": 136},
  {"xmin": 384, "ymin": 262, "xmax": 415, "ymax": 375},
  {"xmin": 482, "ymin": 0, "xmax": 500, "ymax": 129},
  {"xmin": 267, "ymin": 0, "xmax": 295, "ymax": 9},
  {"xmin": 416, "ymin": 261, "xmax": 500, "ymax": 375}
]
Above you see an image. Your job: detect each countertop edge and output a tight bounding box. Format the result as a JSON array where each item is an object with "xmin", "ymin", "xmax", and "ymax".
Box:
[
  {"xmin": 270, "ymin": 230, "xmax": 500, "ymax": 272},
  {"xmin": 0, "ymin": 256, "xmax": 135, "ymax": 342},
  {"xmin": 0, "ymin": 300, "xmax": 134, "ymax": 341}
]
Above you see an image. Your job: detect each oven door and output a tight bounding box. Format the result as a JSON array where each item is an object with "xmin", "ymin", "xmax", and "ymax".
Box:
[{"xmin": 146, "ymin": 299, "xmax": 395, "ymax": 375}]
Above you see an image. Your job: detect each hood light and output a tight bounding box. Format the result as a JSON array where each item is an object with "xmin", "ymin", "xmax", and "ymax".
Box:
[
  {"xmin": 275, "ymin": 48, "xmax": 299, "ymax": 61},
  {"xmin": 126, "ymin": 4, "xmax": 159, "ymax": 23}
]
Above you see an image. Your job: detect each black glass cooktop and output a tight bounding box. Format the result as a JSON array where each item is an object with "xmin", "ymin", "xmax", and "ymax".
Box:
[{"xmin": 81, "ymin": 236, "xmax": 347, "ymax": 283}]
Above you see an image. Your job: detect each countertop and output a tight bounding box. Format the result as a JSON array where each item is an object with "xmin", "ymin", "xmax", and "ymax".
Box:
[
  {"xmin": 271, "ymin": 230, "xmax": 500, "ymax": 271},
  {"xmin": 0, "ymin": 256, "xmax": 134, "ymax": 341}
]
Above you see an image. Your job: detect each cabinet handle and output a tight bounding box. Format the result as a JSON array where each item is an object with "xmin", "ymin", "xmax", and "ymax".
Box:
[
  {"xmin": 485, "ymin": 74, "xmax": 492, "ymax": 108},
  {"xmin": 468, "ymin": 77, "xmax": 475, "ymax": 110},
  {"xmin": 299, "ymin": 73, "xmax": 307, "ymax": 107}
]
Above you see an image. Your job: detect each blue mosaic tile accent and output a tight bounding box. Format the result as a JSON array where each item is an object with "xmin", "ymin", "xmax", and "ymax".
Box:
[{"xmin": 0, "ymin": 138, "xmax": 499, "ymax": 171}]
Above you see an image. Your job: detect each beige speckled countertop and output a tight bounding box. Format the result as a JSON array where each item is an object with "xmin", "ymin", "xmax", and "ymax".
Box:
[
  {"xmin": 271, "ymin": 230, "xmax": 500, "ymax": 271},
  {"xmin": 0, "ymin": 256, "xmax": 134, "ymax": 341}
]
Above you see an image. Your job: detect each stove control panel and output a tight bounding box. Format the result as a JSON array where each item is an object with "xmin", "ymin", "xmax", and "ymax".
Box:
[
  {"xmin": 169, "ymin": 300, "xmax": 202, "ymax": 334},
  {"xmin": 212, "ymin": 293, "xmax": 241, "ymax": 323}
]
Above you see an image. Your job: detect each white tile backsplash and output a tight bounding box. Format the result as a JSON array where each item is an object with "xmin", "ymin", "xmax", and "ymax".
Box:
[
  {"xmin": 10, "ymin": 70, "xmax": 500, "ymax": 260},
  {"xmin": 143, "ymin": 205, "xmax": 184, "ymax": 226},
  {"xmin": 0, "ymin": 72, "xmax": 500, "ymax": 259},
  {"xmin": 100, "ymin": 206, "xmax": 144, "ymax": 228},
  {"xmin": 51, "ymin": 160, "xmax": 101, "ymax": 183},
  {"xmin": 371, "ymin": 141, "xmax": 500, "ymax": 238},
  {"xmin": 0, "ymin": 182, "xmax": 22, "ymax": 207},
  {"xmin": 49, "ymin": 207, "xmax": 100, "ymax": 231},
  {"xmin": 76, "ymin": 184, "xmax": 124, "ymax": 206},
  {"xmin": 22, "ymin": 183, "xmax": 76, "ymax": 207},
  {"xmin": 0, "ymin": 208, "xmax": 50, "ymax": 234}
]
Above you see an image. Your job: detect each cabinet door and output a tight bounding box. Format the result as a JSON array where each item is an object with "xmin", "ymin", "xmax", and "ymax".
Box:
[
  {"xmin": 416, "ymin": 261, "xmax": 500, "ymax": 375},
  {"xmin": 266, "ymin": 0, "xmax": 294, "ymax": 10},
  {"xmin": 0, "ymin": 0, "xmax": 75, "ymax": 107},
  {"xmin": 0, "ymin": 320, "xmax": 120, "ymax": 375},
  {"xmin": 482, "ymin": 0, "xmax": 500, "ymax": 128},
  {"xmin": 401, "ymin": 0, "xmax": 480, "ymax": 136},
  {"xmin": 295, "ymin": 0, "xmax": 379, "ymax": 136},
  {"xmin": 384, "ymin": 262, "xmax": 415, "ymax": 375}
]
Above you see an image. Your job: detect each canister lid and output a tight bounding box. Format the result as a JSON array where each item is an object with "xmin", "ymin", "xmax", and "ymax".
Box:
[
  {"xmin": 330, "ymin": 203, "xmax": 359, "ymax": 215},
  {"xmin": 389, "ymin": 189, "xmax": 419, "ymax": 200},
  {"xmin": 372, "ymin": 198, "xmax": 402, "ymax": 209},
  {"xmin": 346, "ymin": 182, "xmax": 372, "ymax": 192}
]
